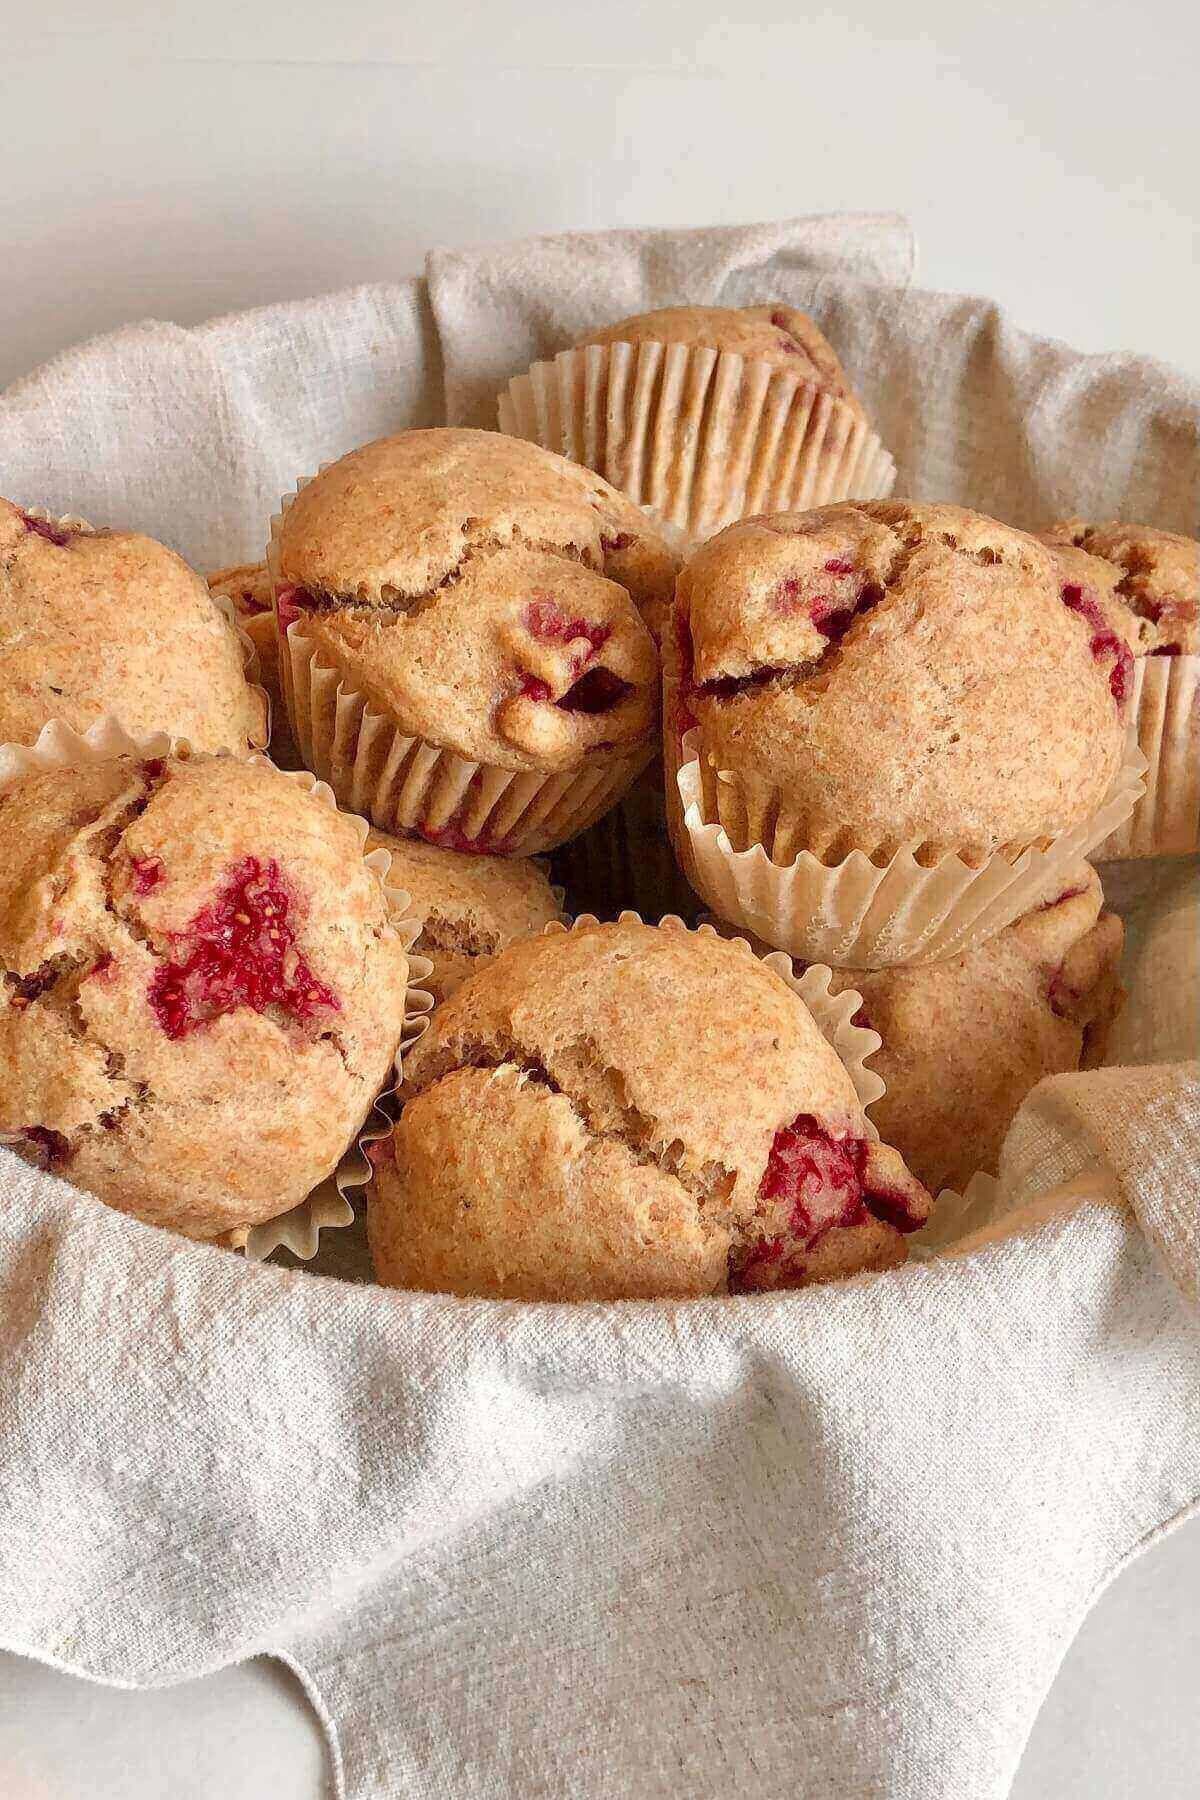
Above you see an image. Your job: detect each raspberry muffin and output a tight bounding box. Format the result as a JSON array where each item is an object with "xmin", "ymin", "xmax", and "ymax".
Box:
[
  {"xmin": 366, "ymin": 827, "xmax": 564, "ymax": 1003},
  {"xmin": 579, "ymin": 305, "xmax": 868, "ymax": 417},
  {"xmin": 827, "ymin": 865, "xmax": 1124, "ymax": 1195},
  {"xmin": 0, "ymin": 751, "xmax": 410, "ymax": 1240},
  {"xmin": 207, "ymin": 561, "xmax": 300, "ymax": 768},
  {"xmin": 0, "ymin": 499, "xmax": 266, "ymax": 752},
  {"xmin": 1040, "ymin": 520, "xmax": 1198, "ymax": 657},
  {"xmin": 272, "ymin": 430, "xmax": 674, "ymax": 853},
  {"xmin": 1039, "ymin": 520, "xmax": 1199, "ymax": 858},
  {"xmin": 368, "ymin": 919, "xmax": 931, "ymax": 1301},
  {"xmin": 498, "ymin": 304, "xmax": 894, "ymax": 546}
]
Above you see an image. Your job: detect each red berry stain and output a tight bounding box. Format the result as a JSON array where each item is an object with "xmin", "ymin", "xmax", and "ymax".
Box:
[
  {"xmin": 600, "ymin": 531, "xmax": 634, "ymax": 555},
  {"xmin": 1061, "ymin": 584, "xmax": 1132, "ymax": 706},
  {"xmin": 276, "ymin": 585, "xmax": 315, "ymax": 634},
  {"xmin": 1150, "ymin": 643, "xmax": 1181, "ymax": 657},
  {"xmin": 131, "ymin": 857, "xmax": 165, "ymax": 895},
  {"xmin": 525, "ymin": 598, "xmax": 612, "ymax": 660},
  {"xmin": 850, "ymin": 1004, "xmax": 873, "ymax": 1033},
  {"xmin": 88, "ymin": 953, "xmax": 115, "ymax": 982},
  {"xmin": 824, "ymin": 558, "xmax": 856, "ymax": 575},
  {"xmin": 147, "ymin": 857, "xmax": 339, "ymax": 1039},
  {"xmin": 141, "ymin": 759, "xmax": 165, "ymax": 780},
  {"xmin": 520, "ymin": 675, "xmax": 552, "ymax": 704},
  {"xmin": 415, "ymin": 820, "xmax": 517, "ymax": 856},
  {"xmin": 733, "ymin": 1113, "xmax": 923, "ymax": 1291},
  {"xmin": 22, "ymin": 1127, "xmax": 71, "ymax": 1170},
  {"xmin": 769, "ymin": 310, "xmax": 803, "ymax": 354},
  {"xmin": 1036, "ymin": 884, "xmax": 1087, "ymax": 913},
  {"xmin": 1046, "ymin": 965, "xmax": 1079, "ymax": 1019},
  {"xmin": 365, "ymin": 1136, "xmax": 396, "ymax": 1167},
  {"xmin": 19, "ymin": 511, "xmax": 72, "ymax": 547}
]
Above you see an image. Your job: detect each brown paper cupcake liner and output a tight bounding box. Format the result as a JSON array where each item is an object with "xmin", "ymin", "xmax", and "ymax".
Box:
[
  {"xmin": 1095, "ymin": 654, "xmax": 1199, "ymax": 859},
  {"xmin": 550, "ymin": 764, "xmax": 701, "ymax": 921},
  {"xmin": 498, "ymin": 340, "xmax": 896, "ymax": 548},
  {"xmin": 267, "ymin": 480, "xmax": 654, "ymax": 855},
  {"xmin": 0, "ymin": 718, "xmax": 433, "ymax": 1263},
  {"xmin": 664, "ymin": 690, "xmax": 1146, "ymax": 970}
]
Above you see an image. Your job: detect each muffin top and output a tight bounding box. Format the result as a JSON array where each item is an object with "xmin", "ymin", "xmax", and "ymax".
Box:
[
  {"xmin": 274, "ymin": 430, "xmax": 672, "ymax": 772},
  {"xmin": 369, "ymin": 919, "xmax": 930, "ymax": 1300},
  {"xmin": 0, "ymin": 752, "xmax": 410, "ymax": 1239},
  {"xmin": 1039, "ymin": 519, "xmax": 1199, "ymax": 656},
  {"xmin": 828, "ymin": 864, "xmax": 1124, "ymax": 1195},
  {"xmin": 0, "ymin": 499, "xmax": 267, "ymax": 754},
  {"xmin": 366, "ymin": 827, "xmax": 564, "ymax": 1003},
  {"xmin": 673, "ymin": 500, "xmax": 1129, "ymax": 865},
  {"xmin": 577, "ymin": 304, "xmax": 865, "ymax": 417}
]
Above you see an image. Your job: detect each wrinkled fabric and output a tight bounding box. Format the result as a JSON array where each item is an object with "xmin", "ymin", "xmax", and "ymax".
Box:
[{"xmin": 0, "ymin": 217, "xmax": 1197, "ymax": 1800}]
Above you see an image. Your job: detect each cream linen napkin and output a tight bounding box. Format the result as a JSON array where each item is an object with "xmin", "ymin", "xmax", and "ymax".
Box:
[{"xmin": 1, "ymin": 218, "xmax": 1198, "ymax": 1800}]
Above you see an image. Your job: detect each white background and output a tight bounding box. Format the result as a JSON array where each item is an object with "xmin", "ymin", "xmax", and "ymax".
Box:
[{"xmin": 1, "ymin": 1, "xmax": 1198, "ymax": 1795}]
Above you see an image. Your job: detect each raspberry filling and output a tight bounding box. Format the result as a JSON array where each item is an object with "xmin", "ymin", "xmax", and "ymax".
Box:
[
  {"xmin": 147, "ymin": 856, "xmax": 339, "ymax": 1039},
  {"xmin": 521, "ymin": 599, "xmax": 630, "ymax": 714},
  {"xmin": 415, "ymin": 820, "xmax": 517, "ymax": 856},
  {"xmin": 131, "ymin": 856, "xmax": 165, "ymax": 895},
  {"xmin": 18, "ymin": 510, "xmax": 73, "ymax": 548},
  {"xmin": 275, "ymin": 585, "xmax": 315, "ymax": 634},
  {"xmin": 1061, "ymin": 584, "xmax": 1133, "ymax": 705},
  {"xmin": 733, "ymin": 1113, "xmax": 923, "ymax": 1290},
  {"xmin": 22, "ymin": 1127, "xmax": 71, "ymax": 1171}
]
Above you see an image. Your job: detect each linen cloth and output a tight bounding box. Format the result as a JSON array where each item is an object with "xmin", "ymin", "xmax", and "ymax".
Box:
[{"xmin": 1, "ymin": 216, "xmax": 1198, "ymax": 1800}]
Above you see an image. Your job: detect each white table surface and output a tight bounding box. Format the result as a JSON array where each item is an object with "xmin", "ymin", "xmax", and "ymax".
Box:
[
  {"xmin": 2, "ymin": 1, "xmax": 1198, "ymax": 1794},
  {"xmin": 2, "ymin": 1510, "xmax": 1198, "ymax": 1797}
]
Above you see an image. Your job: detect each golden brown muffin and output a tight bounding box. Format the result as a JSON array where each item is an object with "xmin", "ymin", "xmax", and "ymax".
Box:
[
  {"xmin": 578, "ymin": 304, "xmax": 866, "ymax": 418},
  {"xmin": 672, "ymin": 500, "xmax": 1129, "ymax": 866},
  {"xmin": 368, "ymin": 919, "xmax": 931, "ymax": 1300},
  {"xmin": 0, "ymin": 752, "xmax": 410, "ymax": 1240},
  {"xmin": 366, "ymin": 827, "xmax": 564, "ymax": 1003},
  {"xmin": 0, "ymin": 499, "xmax": 266, "ymax": 753},
  {"xmin": 1039, "ymin": 520, "xmax": 1199, "ymax": 657},
  {"xmin": 827, "ymin": 865, "xmax": 1124, "ymax": 1195}
]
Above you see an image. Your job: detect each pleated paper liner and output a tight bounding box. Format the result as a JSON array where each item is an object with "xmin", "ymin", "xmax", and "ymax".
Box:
[
  {"xmin": 1095, "ymin": 654, "xmax": 1199, "ymax": 859},
  {"xmin": 22, "ymin": 508, "xmax": 270, "ymax": 753},
  {"xmin": 663, "ymin": 646, "xmax": 1146, "ymax": 969},
  {"xmin": 267, "ymin": 478, "xmax": 655, "ymax": 855},
  {"xmin": 206, "ymin": 566, "xmax": 301, "ymax": 769},
  {"xmin": 0, "ymin": 717, "xmax": 433, "ymax": 1264},
  {"xmin": 497, "ymin": 340, "xmax": 896, "ymax": 548},
  {"xmin": 907, "ymin": 1173, "xmax": 1002, "ymax": 1261},
  {"xmin": 551, "ymin": 764, "xmax": 702, "ymax": 921}
]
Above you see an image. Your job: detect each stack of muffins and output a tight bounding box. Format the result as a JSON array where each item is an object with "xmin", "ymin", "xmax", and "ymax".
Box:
[{"xmin": 2, "ymin": 302, "xmax": 1195, "ymax": 1298}]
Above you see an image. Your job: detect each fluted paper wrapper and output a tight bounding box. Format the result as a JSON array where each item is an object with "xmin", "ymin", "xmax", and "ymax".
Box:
[
  {"xmin": 1097, "ymin": 654, "xmax": 1200, "ymax": 859},
  {"xmin": 498, "ymin": 340, "xmax": 896, "ymax": 547},
  {"xmin": 664, "ymin": 648, "xmax": 1146, "ymax": 968},
  {"xmin": 0, "ymin": 718, "xmax": 432, "ymax": 1262},
  {"xmin": 268, "ymin": 480, "xmax": 653, "ymax": 855},
  {"xmin": 551, "ymin": 765, "xmax": 701, "ymax": 921}
]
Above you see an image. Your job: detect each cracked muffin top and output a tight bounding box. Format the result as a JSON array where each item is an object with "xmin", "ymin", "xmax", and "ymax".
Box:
[
  {"xmin": 365, "ymin": 827, "xmax": 564, "ymax": 1004},
  {"xmin": 0, "ymin": 498, "xmax": 267, "ymax": 754},
  {"xmin": 368, "ymin": 918, "xmax": 931, "ymax": 1301},
  {"xmin": 0, "ymin": 752, "xmax": 410, "ymax": 1240},
  {"xmin": 827, "ymin": 864, "xmax": 1123, "ymax": 1195},
  {"xmin": 577, "ymin": 304, "xmax": 866, "ymax": 418},
  {"xmin": 1037, "ymin": 519, "xmax": 1199, "ymax": 657},
  {"xmin": 672, "ymin": 500, "xmax": 1129, "ymax": 865},
  {"xmin": 274, "ymin": 430, "xmax": 678, "ymax": 772}
]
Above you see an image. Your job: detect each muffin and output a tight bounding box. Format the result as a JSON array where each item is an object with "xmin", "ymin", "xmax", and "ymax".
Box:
[
  {"xmin": 368, "ymin": 919, "xmax": 931, "ymax": 1301},
  {"xmin": 207, "ymin": 561, "xmax": 300, "ymax": 768},
  {"xmin": 498, "ymin": 302, "xmax": 894, "ymax": 546},
  {"xmin": 826, "ymin": 865, "xmax": 1124, "ymax": 1195},
  {"xmin": 366, "ymin": 827, "xmax": 564, "ymax": 1003},
  {"xmin": 579, "ymin": 305, "xmax": 867, "ymax": 416},
  {"xmin": 666, "ymin": 501, "xmax": 1140, "ymax": 967},
  {"xmin": 0, "ymin": 499, "xmax": 266, "ymax": 752},
  {"xmin": 1039, "ymin": 520, "xmax": 1200, "ymax": 858},
  {"xmin": 0, "ymin": 751, "xmax": 410, "ymax": 1240},
  {"xmin": 272, "ymin": 429, "xmax": 676, "ymax": 853}
]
